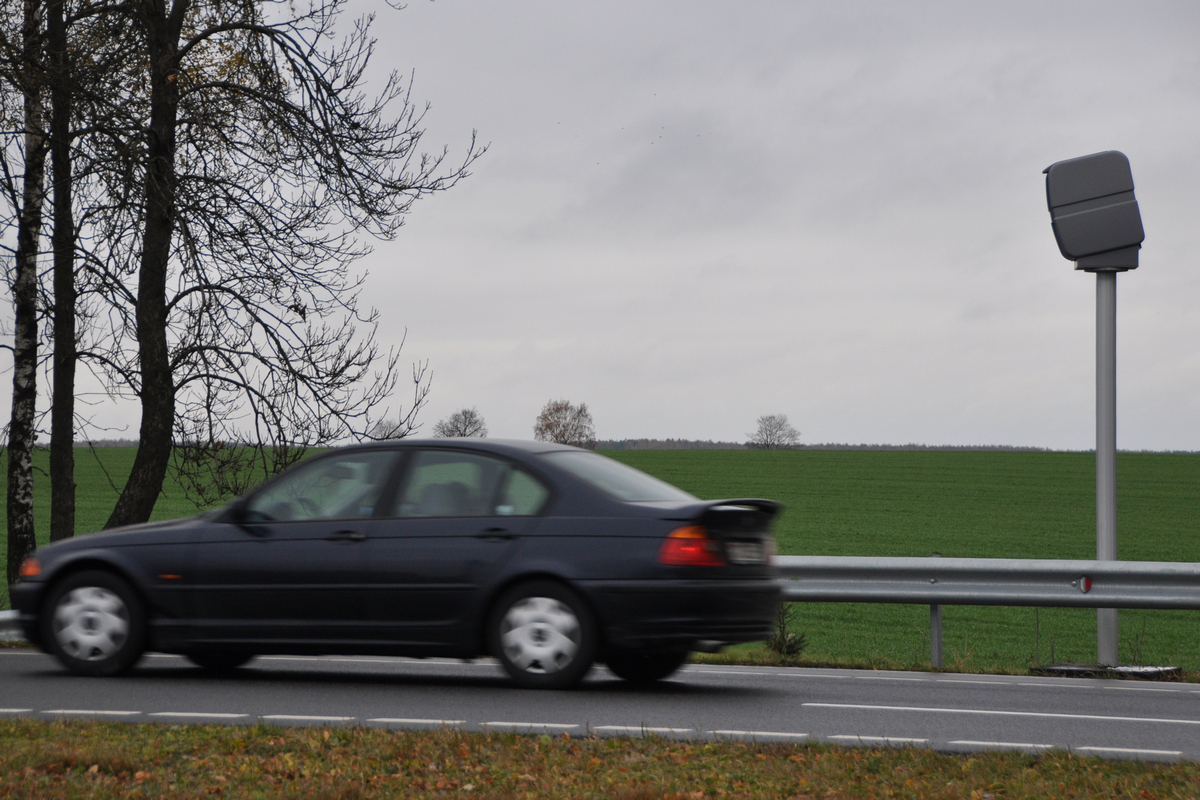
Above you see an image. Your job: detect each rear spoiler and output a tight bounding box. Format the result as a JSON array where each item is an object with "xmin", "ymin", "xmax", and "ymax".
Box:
[{"xmin": 664, "ymin": 498, "xmax": 782, "ymax": 529}]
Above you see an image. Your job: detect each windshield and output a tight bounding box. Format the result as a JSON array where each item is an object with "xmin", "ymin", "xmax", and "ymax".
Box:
[{"xmin": 543, "ymin": 451, "xmax": 697, "ymax": 503}]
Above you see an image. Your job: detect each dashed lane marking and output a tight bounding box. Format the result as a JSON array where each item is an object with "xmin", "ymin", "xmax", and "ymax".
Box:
[
  {"xmin": 149, "ymin": 712, "xmax": 249, "ymax": 719},
  {"xmin": 828, "ymin": 735, "xmax": 928, "ymax": 744},
  {"xmin": 950, "ymin": 740, "xmax": 1053, "ymax": 750},
  {"xmin": 0, "ymin": 709, "xmax": 33, "ymax": 713},
  {"xmin": 43, "ymin": 710, "xmax": 140, "ymax": 716},
  {"xmin": 593, "ymin": 726, "xmax": 694, "ymax": 734},
  {"xmin": 805, "ymin": 702, "xmax": 1200, "ymax": 726},
  {"xmin": 1077, "ymin": 746, "xmax": 1182, "ymax": 756},
  {"xmin": 481, "ymin": 722, "xmax": 579, "ymax": 730},
  {"xmin": 260, "ymin": 715, "xmax": 354, "ymax": 722},
  {"xmin": 1018, "ymin": 682, "xmax": 1093, "ymax": 689},
  {"xmin": 368, "ymin": 718, "xmax": 465, "ymax": 725},
  {"xmin": 937, "ymin": 679, "xmax": 1009, "ymax": 686},
  {"xmin": 711, "ymin": 730, "xmax": 809, "ymax": 739}
]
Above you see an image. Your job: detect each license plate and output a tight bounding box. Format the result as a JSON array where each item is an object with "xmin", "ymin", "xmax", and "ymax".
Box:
[{"xmin": 726, "ymin": 541, "xmax": 765, "ymax": 565}]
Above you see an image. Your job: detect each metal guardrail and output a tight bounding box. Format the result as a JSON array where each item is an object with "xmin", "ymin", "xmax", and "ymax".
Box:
[
  {"xmin": 774, "ymin": 555, "xmax": 1200, "ymax": 667},
  {"xmin": 775, "ymin": 555, "xmax": 1200, "ymax": 609}
]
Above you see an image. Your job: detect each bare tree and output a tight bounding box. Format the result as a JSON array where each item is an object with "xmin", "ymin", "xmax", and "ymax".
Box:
[
  {"xmin": 432, "ymin": 407, "xmax": 486, "ymax": 438},
  {"xmin": 533, "ymin": 399, "xmax": 595, "ymax": 448},
  {"xmin": 0, "ymin": 0, "xmax": 47, "ymax": 582},
  {"xmin": 69, "ymin": 0, "xmax": 481, "ymax": 526},
  {"xmin": 747, "ymin": 414, "xmax": 800, "ymax": 450}
]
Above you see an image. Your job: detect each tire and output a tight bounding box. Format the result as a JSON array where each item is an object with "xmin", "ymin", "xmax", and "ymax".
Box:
[
  {"xmin": 604, "ymin": 648, "xmax": 689, "ymax": 685},
  {"xmin": 185, "ymin": 651, "xmax": 254, "ymax": 672},
  {"xmin": 41, "ymin": 570, "xmax": 146, "ymax": 677},
  {"xmin": 487, "ymin": 580, "xmax": 597, "ymax": 689}
]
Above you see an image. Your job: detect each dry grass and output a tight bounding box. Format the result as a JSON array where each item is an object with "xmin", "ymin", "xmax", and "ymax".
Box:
[{"xmin": 2, "ymin": 718, "xmax": 1199, "ymax": 799}]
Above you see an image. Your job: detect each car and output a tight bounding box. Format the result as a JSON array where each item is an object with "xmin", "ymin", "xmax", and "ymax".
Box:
[{"xmin": 11, "ymin": 439, "xmax": 781, "ymax": 689}]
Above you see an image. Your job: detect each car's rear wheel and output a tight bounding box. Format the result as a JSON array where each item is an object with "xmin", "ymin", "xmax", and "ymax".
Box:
[
  {"xmin": 41, "ymin": 570, "xmax": 146, "ymax": 677},
  {"xmin": 185, "ymin": 651, "xmax": 254, "ymax": 672},
  {"xmin": 604, "ymin": 647, "xmax": 689, "ymax": 685},
  {"xmin": 488, "ymin": 580, "xmax": 597, "ymax": 689}
]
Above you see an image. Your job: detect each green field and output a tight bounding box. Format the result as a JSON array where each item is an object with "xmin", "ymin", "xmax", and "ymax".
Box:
[
  {"xmin": 4, "ymin": 446, "xmax": 1200, "ymax": 671},
  {"xmin": 604, "ymin": 449, "xmax": 1200, "ymax": 672}
]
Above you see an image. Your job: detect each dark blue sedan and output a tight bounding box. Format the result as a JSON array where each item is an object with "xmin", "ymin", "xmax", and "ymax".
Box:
[{"xmin": 12, "ymin": 439, "xmax": 781, "ymax": 688}]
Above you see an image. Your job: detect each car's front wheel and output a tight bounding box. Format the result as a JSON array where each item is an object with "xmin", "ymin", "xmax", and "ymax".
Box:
[
  {"xmin": 604, "ymin": 647, "xmax": 690, "ymax": 685},
  {"xmin": 488, "ymin": 580, "xmax": 597, "ymax": 689},
  {"xmin": 41, "ymin": 570, "xmax": 146, "ymax": 677}
]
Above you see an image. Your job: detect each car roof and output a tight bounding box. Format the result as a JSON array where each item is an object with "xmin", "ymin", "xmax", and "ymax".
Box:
[{"xmin": 342, "ymin": 438, "xmax": 584, "ymax": 458}]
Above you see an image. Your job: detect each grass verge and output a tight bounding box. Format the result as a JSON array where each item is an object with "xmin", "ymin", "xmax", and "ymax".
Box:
[{"xmin": 2, "ymin": 718, "xmax": 1198, "ymax": 799}]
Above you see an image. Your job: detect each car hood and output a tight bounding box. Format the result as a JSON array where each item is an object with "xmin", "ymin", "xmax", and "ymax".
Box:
[{"xmin": 34, "ymin": 514, "xmax": 205, "ymax": 557}]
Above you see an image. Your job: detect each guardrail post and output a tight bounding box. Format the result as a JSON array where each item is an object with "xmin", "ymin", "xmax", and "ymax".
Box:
[{"xmin": 930, "ymin": 604, "xmax": 943, "ymax": 668}]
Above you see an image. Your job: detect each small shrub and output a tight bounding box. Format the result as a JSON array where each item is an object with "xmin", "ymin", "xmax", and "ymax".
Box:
[{"xmin": 765, "ymin": 603, "xmax": 806, "ymax": 657}]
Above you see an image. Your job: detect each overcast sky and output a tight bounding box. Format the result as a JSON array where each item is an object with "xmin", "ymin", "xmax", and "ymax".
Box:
[
  {"xmin": 341, "ymin": 0, "xmax": 1200, "ymax": 449},
  {"xmin": 14, "ymin": 0, "xmax": 1200, "ymax": 450}
]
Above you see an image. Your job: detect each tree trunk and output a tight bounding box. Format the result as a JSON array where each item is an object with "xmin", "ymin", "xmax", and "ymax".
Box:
[
  {"xmin": 48, "ymin": 0, "xmax": 76, "ymax": 542},
  {"xmin": 105, "ymin": 0, "xmax": 186, "ymax": 528},
  {"xmin": 6, "ymin": 0, "xmax": 47, "ymax": 584}
]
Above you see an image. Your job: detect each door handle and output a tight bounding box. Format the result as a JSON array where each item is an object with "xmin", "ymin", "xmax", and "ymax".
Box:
[
  {"xmin": 326, "ymin": 530, "xmax": 366, "ymax": 542},
  {"xmin": 474, "ymin": 527, "xmax": 516, "ymax": 541}
]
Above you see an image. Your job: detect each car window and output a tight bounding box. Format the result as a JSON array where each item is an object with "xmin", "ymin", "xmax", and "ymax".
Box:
[
  {"xmin": 393, "ymin": 450, "xmax": 549, "ymax": 517},
  {"xmin": 244, "ymin": 450, "xmax": 400, "ymax": 521},
  {"xmin": 496, "ymin": 469, "xmax": 551, "ymax": 516},
  {"xmin": 541, "ymin": 450, "xmax": 697, "ymax": 503}
]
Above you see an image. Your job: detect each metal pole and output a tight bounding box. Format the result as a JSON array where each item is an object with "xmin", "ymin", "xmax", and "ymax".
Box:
[
  {"xmin": 930, "ymin": 604, "xmax": 943, "ymax": 668},
  {"xmin": 1096, "ymin": 271, "xmax": 1119, "ymax": 665}
]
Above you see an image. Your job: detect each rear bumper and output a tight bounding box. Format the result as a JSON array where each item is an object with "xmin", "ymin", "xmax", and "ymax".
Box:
[{"xmin": 584, "ymin": 578, "xmax": 781, "ymax": 650}]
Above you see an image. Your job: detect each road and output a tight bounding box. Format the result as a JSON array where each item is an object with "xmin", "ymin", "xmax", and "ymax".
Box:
[{"xmin": 2, "ymin": 648, "xmax": 1198, "ymax": 761}]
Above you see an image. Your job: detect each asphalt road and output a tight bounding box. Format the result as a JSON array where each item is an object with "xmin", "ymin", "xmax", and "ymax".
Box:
[{"xmin": 2, "ymin": 648, "xmax": 1198, "ymax": 762}]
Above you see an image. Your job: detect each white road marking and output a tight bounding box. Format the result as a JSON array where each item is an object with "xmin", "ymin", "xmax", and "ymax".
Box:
[
  {"xmin": 1077, "ymin": 746, "xmax": 1182, "ymax": 756},
  {"xmin": 593, "ymin": 726, "xmax": 693, "ymax": 734},
  {"xmin": 368, "ymin": 718, "xmax": 465, "ymax": 725},
  {"xmin": 828, "ymin": 735, "xmax": 928, "ymax": 744},
  {"xmin": 805, "ymin": 702, "xmax": 1200, "ymax": 726},
  {"xmin": 1018, "ymin": 682, "xmax": 1093, "ymax": 689},
  {"xmin": 481, "ymin": 722, "xmax": 578, "ymax": 730},
  {"xmin": 0, "ymin": 709, "xmax": 33, "ymax": 713},
  {"xmin": 937, "ymin": 679, "xmax": 1009, "ymax": 686},
  {"xmin": 854, "ymin": 675, "xmax": 924, "ymax": 682},
  {"xmin": 711, "ymin": 730, "xmax": 809, "ymax": 739},
  {"xmin": 149, "ymin": 712, "xmax": 249, "ymax": 719},
  {"xmin": 43, "ymin": 710, "xmax": 140, "ymax": 716},
  {"xmin": 1105, "ymin": 685, "xmax": 1183, "ymax": 693},
  {"xmin": 950, "ymin": 740, "xmax": 1053, "ymax": 750},
  {"xmin": 261, "ymin": 715, "xmax": 354, "ymax": 722}
]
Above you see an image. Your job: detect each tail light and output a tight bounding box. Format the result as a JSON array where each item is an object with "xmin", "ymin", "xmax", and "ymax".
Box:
[
  {"xmin": 657, "ymin": 525, "xmax": 726, "ymax": 567},
  {"xmin": 18, "ymin": 558, "xmax": 40, "ymax": 578}
]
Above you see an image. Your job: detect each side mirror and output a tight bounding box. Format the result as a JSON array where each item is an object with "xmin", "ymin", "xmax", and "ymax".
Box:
[
  {"xmin": 1044, "ymin": 151, "xmax": 1144, "ymax": 271},
  {"xmin": 221, "ymin": 503, "xmax": 268, "ymax": 536}
]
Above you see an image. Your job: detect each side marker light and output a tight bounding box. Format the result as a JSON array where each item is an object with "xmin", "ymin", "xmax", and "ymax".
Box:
[{"xmin": 18, "ymin": 558, "xmax": 40, "ymax": 578}]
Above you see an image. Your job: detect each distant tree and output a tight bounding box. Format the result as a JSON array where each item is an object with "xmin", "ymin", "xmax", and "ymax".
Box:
[
  {"xmin": 748, "ymin": 414, "xmax": 800, "ymax": 450},
  {"xmin": 433, "ymin": 407, "xmax": 487, "ymax": 438},
  {"xmin": 533, "ymin": 399, "xmax": 595, "ymax": 448}
]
